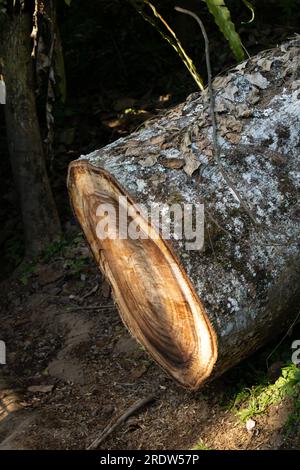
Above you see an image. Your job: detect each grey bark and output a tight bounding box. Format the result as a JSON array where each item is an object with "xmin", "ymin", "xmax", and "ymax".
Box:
[{"xmin": 71, "ymin": 39, "xmax": 300, "ymax": 381}]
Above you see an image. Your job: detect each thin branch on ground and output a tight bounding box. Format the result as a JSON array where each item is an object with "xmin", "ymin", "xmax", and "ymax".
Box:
[{"xmin": 86, "ymin": 394, "xmax": 156, "ymax": 450}]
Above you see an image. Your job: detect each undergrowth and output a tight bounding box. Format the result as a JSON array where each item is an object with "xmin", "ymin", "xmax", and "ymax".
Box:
[{"xmin": 230, "ymin": 363, "xmax": 300, "ymax": 422}]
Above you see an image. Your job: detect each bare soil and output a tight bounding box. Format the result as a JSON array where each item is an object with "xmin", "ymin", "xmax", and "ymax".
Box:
[{"xmin": 0, "ymin": 234, "xmax": 299, "ymax": 450}]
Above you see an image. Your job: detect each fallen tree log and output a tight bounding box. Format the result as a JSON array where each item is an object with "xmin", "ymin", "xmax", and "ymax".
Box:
[{"xmin": 68, "ymin": 39, "xmax": 300, "ymax": 390}]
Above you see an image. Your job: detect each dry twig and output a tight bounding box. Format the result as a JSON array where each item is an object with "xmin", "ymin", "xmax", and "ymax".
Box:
[{"xmin": 86, "ymin": 394, "xmax": 156, "ymax": 450}]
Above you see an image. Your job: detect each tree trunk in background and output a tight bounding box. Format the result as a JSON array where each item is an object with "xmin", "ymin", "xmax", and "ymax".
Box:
[
  {"xmin": 2, "ymin": 11, "xmax": 61, "ymax": 257},
  {"xmin": 68, "ymin": 39, "xmax": 300, "ymax": 390}
]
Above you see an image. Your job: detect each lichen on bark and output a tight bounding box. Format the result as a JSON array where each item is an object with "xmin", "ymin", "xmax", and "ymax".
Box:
[{"xmin": 73, "ymin": 38, "xmax": 300, "ymax": 382}]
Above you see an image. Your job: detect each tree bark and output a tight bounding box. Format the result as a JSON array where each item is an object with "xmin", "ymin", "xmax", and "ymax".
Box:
[
  {"xmin": 2, "ymin": 10, "xmax": 61, "ymax": 256},
  {"xmin": 68, "ymin": 39, "xmax": 300, "ymax": 390}
]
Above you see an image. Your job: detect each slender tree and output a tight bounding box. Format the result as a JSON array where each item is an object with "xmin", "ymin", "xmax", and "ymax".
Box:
[{"xmin": 0, "ymin": 1, "xmax": 61, "ymax": 257}]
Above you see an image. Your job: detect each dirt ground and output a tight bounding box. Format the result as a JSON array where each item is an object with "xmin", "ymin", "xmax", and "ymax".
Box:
[{"xmin": 0, "ymin": 232, "xmax": 299, "ymax": 450}]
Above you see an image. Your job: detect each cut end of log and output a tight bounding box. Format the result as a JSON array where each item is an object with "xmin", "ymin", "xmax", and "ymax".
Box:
[{"xmin": 67, "ymin": 160, "xmax": 218, "ymax": 389}]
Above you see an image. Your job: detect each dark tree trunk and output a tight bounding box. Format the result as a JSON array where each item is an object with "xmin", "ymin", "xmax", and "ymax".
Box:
[
  {"xmin": 68, "ymin": 39, "xmax": 300, "ymax": 389},
  {"xmin": 2, "ymin": 10, "xmax": 61, "ymax": 256}
]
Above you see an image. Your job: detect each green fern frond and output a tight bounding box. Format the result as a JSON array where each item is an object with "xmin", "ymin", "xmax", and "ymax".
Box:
[{"xmin": 204, "ymin": 0, "xmax": 245, "ymax": 61}]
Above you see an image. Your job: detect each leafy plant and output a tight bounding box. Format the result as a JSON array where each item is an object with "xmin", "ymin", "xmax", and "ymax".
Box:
[
  {"xmin": 231, "ymin": 363, "xmax": 300, "ymax": 422},
  {"xmin": 41, "ymin": 237, "xmax": 69, "ymax": 263},
  {"xmin": 285, "ymin": 398, "xmax": 300, "ymax": 436},
  {"xmin": 204, "ymin": 0, "xmax": 244, "ymax": 61}
]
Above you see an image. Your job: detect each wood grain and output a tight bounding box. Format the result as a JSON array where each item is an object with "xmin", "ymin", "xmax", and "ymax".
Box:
[{"xmin": 68, "ymin": 160, "xmax": 217, "ymax": 389}]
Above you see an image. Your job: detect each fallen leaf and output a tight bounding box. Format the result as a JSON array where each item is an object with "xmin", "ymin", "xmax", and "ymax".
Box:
[
  {"xmin": 149, "ymin": 134, "xmax": 165, "ymax": 146},
  {"xmin": 183, "ymin": 152, "xmax": 200, "ymax": 176},
  {"xmin": 235, "ymin": 61, "xmax": 248, "ymax": 71},
  {"xmin": 202, "ymin": 147, "xmax": 213, "ymax": 158},
  {"xmin": 222, "ymin": 84, "xmax": 239, "ymax": 101},
  {"xmin": 139, "ymin": 155, "xmax": 158, "ymax": 167},
  {"xmin": 213, "ymin": 74, "xmax": 233, "ymax": 89},
  {"xmin": 124, "ymin": 139, "xmax": 142, "ymax": 148},
  {"xmin": 225, "ymin": 116, "xmax": 243, "ymax": 132},
  {"xmin": 148, "ymin": 174, "xmax": 167, "ymax": 188},
  {"xmin": 215, "ymin": 96, "xmax": 228, "ymax": 113},
  {"xmin": 257, "ymin": 57, "xmax": 274, "ymax": 72},
  {"xmin": 125, "ymin": 146, "xmax": 141, "ymax": 157},
  {"xmin": 245, "ymin": 72, "xmax": 269, "ymax": 89},
  {"xmin": 236, "ymin": 104, "xmax": 253, "ymax": 118},
  {"xmin": 247, "ymin": 87, "xmax": 260, "ymax": 105},
  {"xmin": 160, "ymin": 157, "xmax": 185, "ymax": 169},
  {"xmin": 161, "ymin": 141, "xmax": 175, "ymax": 150},
  {"xmin": 225, "ymin": 133, "xmax": 241, "ymax": 144},
  {"xmin": 195, "ymin": 136, "xmax": 210, "ymax": 151}
]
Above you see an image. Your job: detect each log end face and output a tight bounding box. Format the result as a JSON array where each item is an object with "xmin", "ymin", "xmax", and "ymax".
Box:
[{"xmin": 67, "ymin": 160, "xmax": 218, "ymax": 390}]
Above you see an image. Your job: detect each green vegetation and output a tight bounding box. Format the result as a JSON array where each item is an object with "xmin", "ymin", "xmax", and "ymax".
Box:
[
  {"xmin": 230, "ymin": 363, "xmax": 300, "ymax": 422},
  {"xmin": 17, "ymin": 233, "xmax": 89, "ymax": 285},
  {"xmin": 285, "ymin": 397, "xmax": 300, "ymax": 436},
  {"xmin": 192, "ymin": 440, "xmax": 212, "ymax": 450},
  {"xmin": 40, "ymin": 237, "xmax": 70, "ymax": 263},
  {"xmin": 205, "ymin": 0, "xmax": 245, "ymax": 61}
]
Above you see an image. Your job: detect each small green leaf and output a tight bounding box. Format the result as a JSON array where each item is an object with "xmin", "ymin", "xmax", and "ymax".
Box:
[
  {"xmin": 204, "ymin": 0, "xmax": 245, "ymax": 62},
  {"xmin": 64, "ymin": 0, "xmax": 72, "ymax": 6}
]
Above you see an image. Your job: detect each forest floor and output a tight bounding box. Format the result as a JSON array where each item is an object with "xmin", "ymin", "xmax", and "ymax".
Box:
[{"xmin": 0, "ymin": 232, "xmax": 299, "ymax": 450}]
